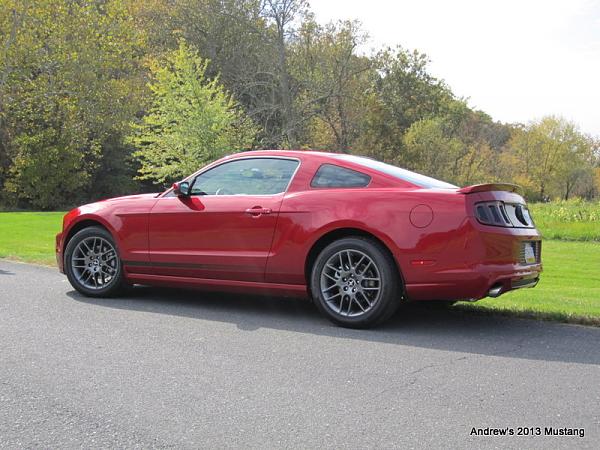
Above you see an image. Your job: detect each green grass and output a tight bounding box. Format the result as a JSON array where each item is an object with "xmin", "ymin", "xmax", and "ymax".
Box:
[
  {"xmin": 529, "ymin": 199, "xmax": 600, "ymax": 241},
  {"xmin": 0, "ymin": 208, "xmax": 598, "ymax": 325},
  {"xmin": 0, "ymin": 212, "xmax": 64, "ymax": 265},
  {"xmin": 455, "ymin": 240, "xmax": 600, "ymax": 325}
]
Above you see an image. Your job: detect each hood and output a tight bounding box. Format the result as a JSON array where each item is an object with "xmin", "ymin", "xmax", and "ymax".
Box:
[
  {"xmin": 72, "ymin": 193, "xmax": 160, "ymax": 216},
  {"xmin": 96, "ymin": 193, "xmax": 160, "ymax": 203}
]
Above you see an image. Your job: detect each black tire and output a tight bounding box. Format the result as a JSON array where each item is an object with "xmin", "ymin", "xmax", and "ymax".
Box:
[
  {"xmin": 64, "ymin": 226, "xmax": 128, "ymax": 297},
  {"xmin": 310, "ymin": 237, "xmax": 402, "ymax": 328}
]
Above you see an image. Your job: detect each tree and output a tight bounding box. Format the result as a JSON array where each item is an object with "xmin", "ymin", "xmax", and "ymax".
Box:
[
  {"xmin": 0, "ymin": 6, "xmax": 21, "ymax": 200},
  {"xmin": 131, "ymin": 41, "xmax": 257, "ymax": 184},
  {"xmin": 402, "ymin": 117, "xmax": 462, "ymax": 181},
  {"xmin": 354, "ymin": 47, "xmax": 455, "ymax": 162},
  {"xmin": 150, "ymin": 0, "xmax": 296, "ymax": 147},
  {"xmin": 402, "ymin": 115, "xmax": 497, "ymax": 186},
  {"xmin": 1, "ymin": 0, "xmax": 147, "ymax": 209},
  {"xmin": 2, "ymin": 0, "xmax": 598, "ymax": 208},
  {"xmin": 290, "ymin": 18, "xmax": 371, "ymax": 152},
  {"xmin": 261, "ymin": 0, "xmax": 307, "ymax": 147},
  {"xmin": 504, "ymin": 116, "xmax": 594, "ymax": 201}
]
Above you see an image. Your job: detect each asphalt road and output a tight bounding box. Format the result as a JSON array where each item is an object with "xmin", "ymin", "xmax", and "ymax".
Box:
[{"xmin": 1, "ymin": 260, "xmax": 599, "ymax": 449}]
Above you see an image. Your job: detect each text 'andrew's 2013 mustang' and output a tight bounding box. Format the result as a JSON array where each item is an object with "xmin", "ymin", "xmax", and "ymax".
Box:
[{"xmin": 56, "ymin": 151, "xmax": 542, "ymax": 328}]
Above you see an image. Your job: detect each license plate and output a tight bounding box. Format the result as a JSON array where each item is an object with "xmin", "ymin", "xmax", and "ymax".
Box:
[{"xmin": 524, "ymin": 243, "xmax": 536, "ymax": 264}]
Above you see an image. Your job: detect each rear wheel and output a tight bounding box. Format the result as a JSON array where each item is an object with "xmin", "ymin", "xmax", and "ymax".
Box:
[
  {"xmin": 64, "ymin": 226, "xmax": 127, "ymax": 297},
  {"xmin": 310, "ymin": 237, "xmax": 401, "ymax": 328}
]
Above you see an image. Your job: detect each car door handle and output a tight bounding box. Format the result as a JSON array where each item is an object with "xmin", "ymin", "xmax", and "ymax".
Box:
[{"xmin": 245, "ymin": 207, "xmax": 272, "ymax": 216}]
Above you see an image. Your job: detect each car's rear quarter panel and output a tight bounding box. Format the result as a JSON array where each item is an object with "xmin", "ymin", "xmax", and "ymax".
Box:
[
  {"xmin": 268, "ymin": 183, "xmax": 541, "ymax": 302},
  {"xmin": 265, "ymin": 188, "xmax": 469, "ymax": 287},
  {"xmin": 404, "ymin": 190, "xmax": 542, "ymax": 300}
]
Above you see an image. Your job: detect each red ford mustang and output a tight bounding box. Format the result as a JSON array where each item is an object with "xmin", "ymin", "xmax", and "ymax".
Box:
[{"xmin": 56, "ymin": 150, "xmax": 542, "ymax": 328}]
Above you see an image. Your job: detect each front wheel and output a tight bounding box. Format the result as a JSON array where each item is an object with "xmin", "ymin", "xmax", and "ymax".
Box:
[
  {"xmin": 64, "ymin": 226, "xmax": 127, "ymax": 297},
  {"xmin": 310, "ymin": 237, "xmax": 402, "ymax": 328}
]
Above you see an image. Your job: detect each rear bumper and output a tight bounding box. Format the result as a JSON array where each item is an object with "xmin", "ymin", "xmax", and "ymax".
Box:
[
  {"xmin": 488, "ymin": 274, "xmax": 539, "ymax": 297},
  {"xmin": 402, "ymin": 217, "xmax": 542, "ymax": 302},
  {"xmin": 405, "ymin": 262, "xmax": 542, "ymax": 301}
]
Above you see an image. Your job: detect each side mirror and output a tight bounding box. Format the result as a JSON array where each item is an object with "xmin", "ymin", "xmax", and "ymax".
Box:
[{"xmin": 172, "ymin": 181, "xmax": 190, "ymax": 197}]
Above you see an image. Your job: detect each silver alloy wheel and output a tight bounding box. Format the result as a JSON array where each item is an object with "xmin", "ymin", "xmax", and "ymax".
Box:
[
  {"xmin": 70, "ymin": 236, "xmax": 119, "ymax": 290},
  {"xmin": 319, "ymin": 249, "xmax": 382, "ymax": 317}
]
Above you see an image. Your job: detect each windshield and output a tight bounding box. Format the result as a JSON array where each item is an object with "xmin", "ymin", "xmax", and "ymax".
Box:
[{"xmin": 332, "ymin": 154, "xmax": 458, "ymax": 189}]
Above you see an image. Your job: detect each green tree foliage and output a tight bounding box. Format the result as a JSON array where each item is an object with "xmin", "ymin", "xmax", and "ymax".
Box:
[
  {"xmin": 0, "ymin": 0, "xmax": 598, "ymax": 208},
  {"xmin": 504, "ymin": 116, "xmax": 595, "ymax": 201},
  {"xmin": 403, "ymin": 116, "xmax": 497, "ymax": 186},
  {"xmin": 402, "ymin": 101, "xmax": 511, "ymax": 186},
  {"xmin": 375, "ymin": 48, "xmax": 453, "ymax": 132},
  {"xmin": 290, "ymin": 18, "xmax": 371, "ymax": 152},
  {"xmin": 147, "ymin": 0, "xmax": 306, "ymax": 148},
  {"xmin": 354, "ymin": 47, "xmax": 456, "ymax": 162},
  {"xmin": 0, "ymin": 0, "xmax": 146, "ymax": 209},
  {"xmin": 131, "ymin": 41, "xmax": 257, "ymax": 184}
]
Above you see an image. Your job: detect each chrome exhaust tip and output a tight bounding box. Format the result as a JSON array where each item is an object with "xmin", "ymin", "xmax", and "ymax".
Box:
[{"xmin": 488, "ymin": 284, "xmax": 504, "ymax": 298}]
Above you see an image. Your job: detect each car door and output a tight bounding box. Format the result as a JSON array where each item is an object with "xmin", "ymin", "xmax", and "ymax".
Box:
[{"xmin": 147, "ymin": 157, "xmax": 300, "ymax": 282}]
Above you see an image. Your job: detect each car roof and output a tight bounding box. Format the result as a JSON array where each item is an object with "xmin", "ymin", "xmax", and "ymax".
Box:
[
  {"xmin": 229, "ymin": 149, "xmax": 340, "ymax": 159},
  {"xmin": 225, "ymin": 149, "xmax": 387, "ymax": 178},
  {"xmin": 225, "ymin": 150, "xmax": 458, "ymax": 190}
]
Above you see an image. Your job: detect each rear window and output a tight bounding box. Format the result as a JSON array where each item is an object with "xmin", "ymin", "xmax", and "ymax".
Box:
[
  {"xmin": 311, "ymin": 164, "xmax": 371, "ymax": 188},
  {"xmin": 331, "ymin": 154, "xmax": 457, "ymax": 189}
]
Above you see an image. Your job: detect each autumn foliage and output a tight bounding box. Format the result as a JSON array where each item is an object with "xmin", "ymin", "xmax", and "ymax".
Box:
[{"xmin": 0, "ymin": 0, "xmax": 597, "ymax": 209}]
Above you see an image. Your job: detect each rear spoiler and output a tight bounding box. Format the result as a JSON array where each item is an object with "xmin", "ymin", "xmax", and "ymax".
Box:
[{"xmin": 457, "ymin": 183, "xmax": 523, "ymax": 195}]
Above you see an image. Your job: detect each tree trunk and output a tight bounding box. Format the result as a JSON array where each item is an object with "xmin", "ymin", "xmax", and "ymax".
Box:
[{"xmin": 276, "ymin": 29, "xmax": 297, "ymax": 148}]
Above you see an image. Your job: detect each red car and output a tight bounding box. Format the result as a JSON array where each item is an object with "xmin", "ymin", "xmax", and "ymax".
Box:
[{"xmin": 56, "ymin": 150, "xmax": 542, "ymax": 328}]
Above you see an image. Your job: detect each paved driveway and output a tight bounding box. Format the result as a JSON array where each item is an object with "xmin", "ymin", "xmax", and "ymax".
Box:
[{"xmin": 1, "ymin": 260, "xmax": 598, "ymax": 448}]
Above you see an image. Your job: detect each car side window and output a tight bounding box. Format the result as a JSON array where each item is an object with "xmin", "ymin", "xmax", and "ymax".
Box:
[
  {"xmin": 190, "ymin": 158, "xmax": 299, "ymax": 196},
  {"xmin": 311, "ymin": 164, "xmax": 371, "ymax": 188}
]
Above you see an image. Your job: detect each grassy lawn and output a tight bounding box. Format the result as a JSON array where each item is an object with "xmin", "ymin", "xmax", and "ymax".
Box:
[
  {"xmin": 0, "ymin": 212, "xmax": 65, "ymax": 265},
  {"xmin": 0, "ymin": 208, "xmax": 598, "ymax": 325}
]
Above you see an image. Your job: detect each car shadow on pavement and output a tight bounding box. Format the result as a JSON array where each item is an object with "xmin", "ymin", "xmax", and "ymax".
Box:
[
  {"xmin": 66, "ymin": 286, "xmax": 600, "ymax": 366},
  {"xmin": 0, "ymin": 268, "xmax": 15, "ymax": 275}
]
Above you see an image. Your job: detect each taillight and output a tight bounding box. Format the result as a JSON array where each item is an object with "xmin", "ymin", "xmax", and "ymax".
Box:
[
  {"xmin": 515, "ymin": 205, "xmax": 534, "ymax": 226},
  {"xmin": 475, "ymin": 202, "xmax": 511, "ymax": 226},
  {"xmin": 475, "ymin": 202, "xmax": 535, "ymax": 228}
]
